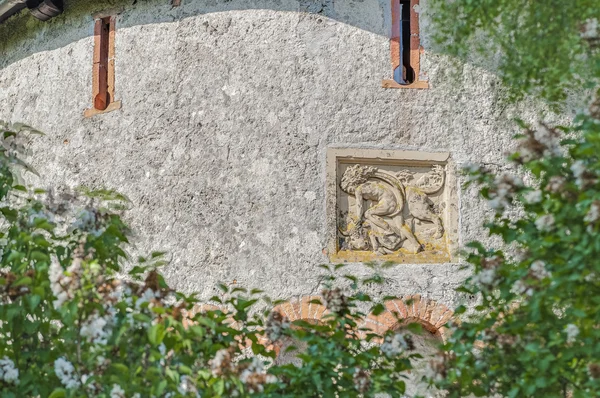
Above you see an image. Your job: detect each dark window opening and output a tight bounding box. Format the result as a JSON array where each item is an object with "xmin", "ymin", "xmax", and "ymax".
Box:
[
  {"xmin": 94, "ymin": 17, "xmax": 111, "ymax": 111},
  {"xmin": 393, "ymin": 0, "xmax": 415, "ymax": 85}
]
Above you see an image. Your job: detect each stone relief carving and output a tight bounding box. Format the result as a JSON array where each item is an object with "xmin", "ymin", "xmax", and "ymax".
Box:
[
  {"xmin": 326, "ymin": 149, "xmax": 457, "ymax": 263},
  {"xmin": 337, "ymin": 164, "xmax": 446, "ymax": 256}
]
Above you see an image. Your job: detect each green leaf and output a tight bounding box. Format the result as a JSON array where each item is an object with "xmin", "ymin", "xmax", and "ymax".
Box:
[
  {"xmin": 111, "ymin": 363, "xmax": 129, "ymax": 375},
  {"xmin": 148, "ymin": 323, "xmax": 166, "ymax": 346},
  {"xmin": 0, "ymin": 207, "xmax": 17, "ymax": 222},
  {"xmin": 12, "ymin": 276, "xmax": 32, "ymax": 287},
  {"xmin": 28, "ymin": 294, "xmax": 41, "ymax": 311},
  {"xmin": 371, "ymin": 303, "xmax": 385, "ymax": 316},
  {"xmin": 217, "ymin": 283, "xmax": 229, "ymax": 293},
  {"xmin": 30, "ymin": 250, "xmax": 49, "ymax": 262},
  {"xmin": 48, "ymin": 389, "xmax": 66, "ymax": 398},
  {"xmin": 215, "ymin": 379, "xmax": 225, "ymax": 395},
  {"xmin": 151, "ymin": 251, "xmax": 167, "ymax": 258}
]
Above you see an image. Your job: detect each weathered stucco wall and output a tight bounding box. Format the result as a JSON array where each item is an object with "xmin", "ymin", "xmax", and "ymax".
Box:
[{"xmin": 0, "ymin": 0, "xmax": 540, "ymax": 308}]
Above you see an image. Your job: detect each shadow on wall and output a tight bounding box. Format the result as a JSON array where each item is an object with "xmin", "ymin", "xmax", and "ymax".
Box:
[{"xmin": 0, "ymin": 0, "xmax": 393, "ymax": 68}]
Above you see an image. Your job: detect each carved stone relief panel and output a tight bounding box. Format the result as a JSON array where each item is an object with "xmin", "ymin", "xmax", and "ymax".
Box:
[{"xmin": 326, "ymin": 149, "xmax": 458, "ymax": 263}]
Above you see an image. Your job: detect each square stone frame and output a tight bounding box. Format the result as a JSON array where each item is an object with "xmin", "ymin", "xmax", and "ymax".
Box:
[{"xmin": 326, "ymin": 148, "xmax": 459, "ymax": 264}]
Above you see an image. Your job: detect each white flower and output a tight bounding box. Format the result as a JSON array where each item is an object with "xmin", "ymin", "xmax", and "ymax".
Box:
[
  {"xmin": 571, "ymin": 160, "xmax": 588, "ymax": 188},
  {"xmin": 158, "ymin": 343, "xmax": 167, "ymax": 356},
  {"xmin": 535, "ymin": 214, "xmax": 555, "ymax": 232},
  {"xmin": 487, "ymin": 173, "xmax": 523, "ymax": 212},
  {"xmin": 239, "ymin": 357, "xmax": 277, "ymax": 393},
  {"xmin": 80, "ymin": 309, "xmax": 115, "ymax": 345},
  {"xmin": 533, "ymin": 124, "xmax": 562, "ymax": 157},
  {"xmin": 49, "ymin": 256, "xmax": 82, "ymax": 309},
  {"xmin": 472, "ymin": 268, "xmax": 496, "ymax": 286},
  {"xmin": 81, "ymin": 374, "xmax": 97, "ymax": 393},
  {"xmin": 322, "ymin": 288, "xmax": 347, "ymax": 314},
  {"xmin": 240, "ymin": 358, "xmax": 264, "ymax": 383},
  {"xmin": 517, "ymin": 145, "xmax": 536, "ymax": 162},
  {"xmin": 0, "ymin": 357, "xmax": 19, "ymax": 385},
  {"xmin": 353, "ymin": 368, "xmax": 371, "ymax": 393},
  {"xmin": 581, "ymin": 18, "xmax": 599, "ymax": 39},
  {"xmin": 49, "ymin": 257, "xmax": 68, "ymax": 309},
  {"xmin": 210, "ymin": 348, "xmax": 234, "ymax": 377},
  {"xmin": 565, "ymin": 324, "xmax": 580, "ymax": 343},
  {"xmin": 530, "ymin": 260, "xmax": 551, "ymax": 279},
  {"xmin": 265, "ymin": 311, "xmax": 290, "ymax": 342},
  {"xmin": 28, "ymin": 208, "xmax": 54, "ymax": 227},
  {"xmin": 110, "ymin": 384, "xmax": 126, "ymax": 398},
  {"xmin": 523, "ymin": 190, "xmax": 542, "ymax": 204},
  {"xmin": 488, "ymin": 196, "xmax": 508, "ymax": 211},
  {"xmin": 178, "ymin": 375, "xmax": 199, "ymax": 396},
  {"xmin": 73, "ymin": 208, "xmax": 105, "ymax": 236},
  {"xmin": 584, "ymin": 202, "xmax": 600, "ymax": 223},
  {"xmin": 546, "ymin": 176, "xmax": 566, "ymax": 193},
  {"xmin": 135, "ymin": 289, "xmax": 158, "ymax": 310},
  {"xmin": 511, "ymin": 280, "xmax": 533, "ymax": 296},
  {"xmin": 54, "ymin": 357, "xmax": 80, "ymax": 389},
  {"xmin": 109, "ymin": 283, "xmax": 133, "ymax": 305},
  {"xmin": 380, "ymin": 332, "xmax": 412, "ymax": 357}
]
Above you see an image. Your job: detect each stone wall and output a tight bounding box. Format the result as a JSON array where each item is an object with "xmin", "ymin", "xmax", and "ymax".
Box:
[{"xmin": 0, "ymin": 0, "xmax": 537, "ymax": 309}]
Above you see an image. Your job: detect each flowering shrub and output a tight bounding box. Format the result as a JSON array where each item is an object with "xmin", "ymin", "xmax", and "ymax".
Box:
[
  {"xmin": 429, "ymin": 95, "xmax": 600, "ymax": 397},
  {"xmin": 0, "ymin": 123, "xmax": 423, "ymax": 397},
  {"xmin": 426, "ymin": 0, "xmax": 600, "ymax": 395}
]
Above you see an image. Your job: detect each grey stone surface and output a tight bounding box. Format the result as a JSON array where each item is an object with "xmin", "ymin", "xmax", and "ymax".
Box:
[{"xmin": 0, "ymin": 0, "xmax": 558, "ymax": 310}]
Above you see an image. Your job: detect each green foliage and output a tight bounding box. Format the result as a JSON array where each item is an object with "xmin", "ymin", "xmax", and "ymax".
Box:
[
  {"xmin": 426, "ymin": 7, "xmax": 600, "ymax": 395},
  {"xmin": 0, "ymin": 123, "xmax": 423, "ymax": 397},
  {"xmin": 429, "ymin": 0, "xmax": 600, "ymax": 105},
  {"xmin": 427, "ymin": 1, "xmax": 600, "ymax": 396},
  {"xmin": 436, "ymin": 109, "xmax": 600, "ymax": 397},
  {"xmin": 263, "ymin": 264, "xmax": 417, "ymax": 397}
]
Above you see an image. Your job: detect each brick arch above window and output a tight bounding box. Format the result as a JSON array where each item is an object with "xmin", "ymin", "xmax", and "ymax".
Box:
[
  {"xmin": 361, "ymin": 295, "xmax": 454, "ymax": 343},
  {"xmin": 272, "ymin": 295, "xmax": 330, "ymax": 324},
  {"xmin": 267, "ymin": 296, "xmax": 330, "ymax": 356},
  {"xmin": 183, "ymin": 294, "xmax": 454, "ymax": 350}
]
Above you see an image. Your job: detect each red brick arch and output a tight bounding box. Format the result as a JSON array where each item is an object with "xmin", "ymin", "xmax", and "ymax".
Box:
[
  {"xmin": 361, "ymin": 294, "xmax": 454, "ymax": 342},
  {"xmin": 272, "ymin": 295, "xmax": 330, "ymax": 323},
  {"xmin": 262, "ymin": 296, "xmax": 329, "ymax": 355},
  {"xmin": 185, "ymin": 294, "xmax": 454, "ymax": 348}
]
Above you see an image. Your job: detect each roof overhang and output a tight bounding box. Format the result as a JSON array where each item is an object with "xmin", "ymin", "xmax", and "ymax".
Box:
[{"xmin": 0, "ymin": 0, "xmax": 63, "ymax": 24}]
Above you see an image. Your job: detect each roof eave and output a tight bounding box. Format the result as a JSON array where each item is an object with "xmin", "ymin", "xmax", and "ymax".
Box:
[{"xmin": 0, "ymin": 0, "xmax": 63, "ymax": 25}]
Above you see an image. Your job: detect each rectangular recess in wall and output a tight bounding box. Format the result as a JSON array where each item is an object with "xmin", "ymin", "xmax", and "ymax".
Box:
[
  {"xmin": 84, "ymin": 15, "xmax": 121, "ymax": 117},
  {"xmin": 382, "ymin": 0, "xmax": 429, "ymax": 89},
  {"xmin": 325, "ymin": 148, "xmax": 457, "ymax": 264}
]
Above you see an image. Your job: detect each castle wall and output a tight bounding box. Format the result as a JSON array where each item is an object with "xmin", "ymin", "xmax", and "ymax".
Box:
[{"xmin": 0, "ymin": 0, "xmax": 528, "ymax": 307}]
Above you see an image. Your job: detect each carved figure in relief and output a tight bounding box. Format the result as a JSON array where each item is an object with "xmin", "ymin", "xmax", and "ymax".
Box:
[
  {"xmin": 339, "ymin": 164, "xmax": 445, "ymax": 255},
  {"xmin": 397, "ymin": 165, "xmax": 445, "ymax": 239}
]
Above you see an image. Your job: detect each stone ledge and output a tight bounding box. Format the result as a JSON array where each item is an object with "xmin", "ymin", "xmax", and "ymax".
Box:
[
  {"xmin": 328, "ymin": 148, "xmax": 450, "ymax": 165},
  {"xmin": 381, "ymin": 79, "xmax": 429, "ymax": 89},
  {"xmin": 83, "ymin": 100, "xmax": 122, "ymax": 118}
]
